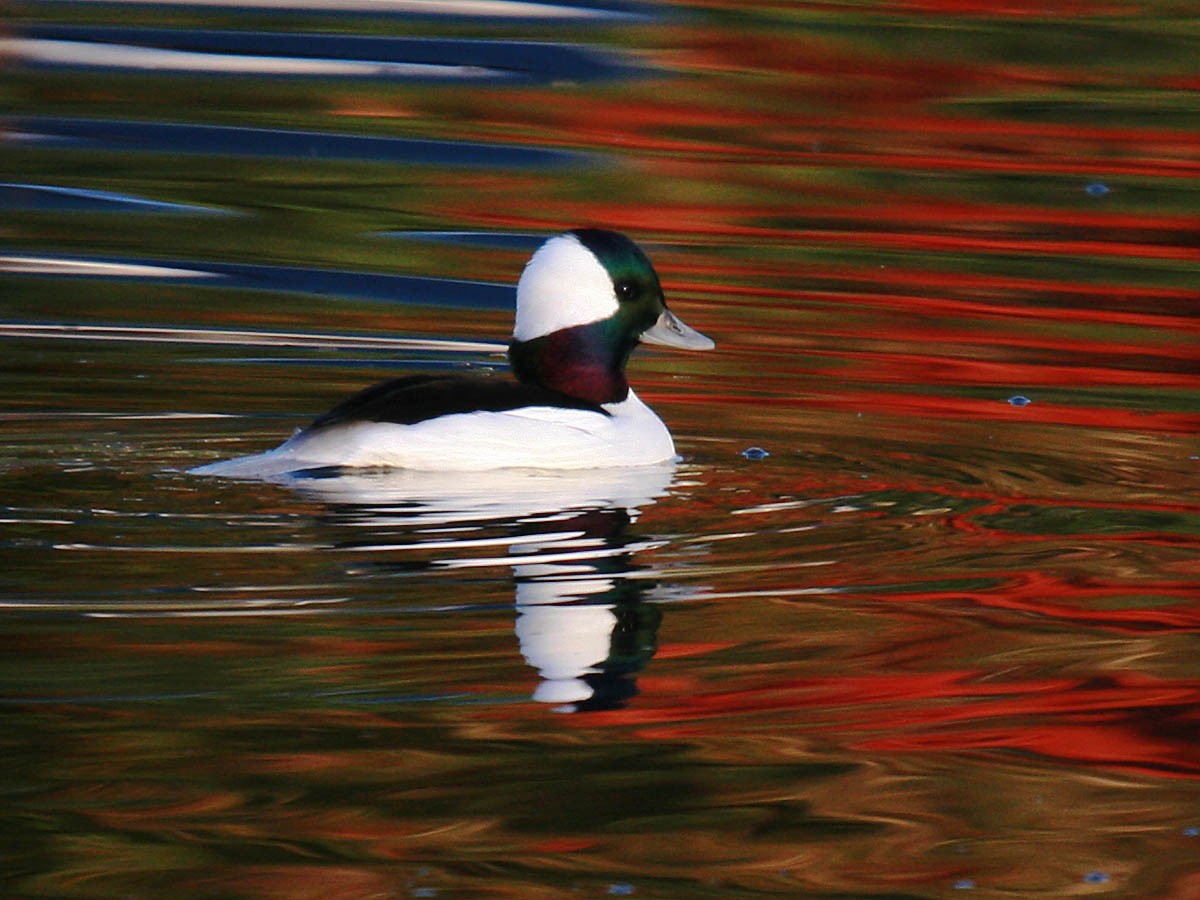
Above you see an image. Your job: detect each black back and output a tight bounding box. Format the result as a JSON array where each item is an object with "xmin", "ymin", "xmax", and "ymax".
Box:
[{"xmin": 306, "ymin": 374, "xmax": 609, "ymax": 432}]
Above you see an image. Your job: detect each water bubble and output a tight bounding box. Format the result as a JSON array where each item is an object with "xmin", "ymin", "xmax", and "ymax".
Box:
[
  {"xmin": 1083, "ymin": 871, "xmax": 1110, "ymax": 884},
  {"xmin": 608, "ymin": 884, "xmax": 635, "ymax": 896},
  {"xmin": 1085, "ymin": 182, "xmax": 1110, "ymax": 197},
  {"xmin": 953, "ymin": 878, "xmax": 976, "ymax": 890},
  {"xmin": 1007, "ymin": 395, "xmax": 1032, "ymax": 407},
  {"xmin": 741, "ymin": 446, "xmax": 770, "ymax": 460},
  {"xmin": 1184, "ymin": 826, "xmax": 1199, "ymax": 837}
]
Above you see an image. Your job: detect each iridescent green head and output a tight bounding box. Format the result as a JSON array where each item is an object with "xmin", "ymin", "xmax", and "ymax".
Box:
[{"xmin": 508, "ymin": 229, "xmax": 713, "ymax": 403}]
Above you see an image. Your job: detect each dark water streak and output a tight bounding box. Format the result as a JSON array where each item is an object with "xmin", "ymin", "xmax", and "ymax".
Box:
[{"xmin": 9, "ymin": 115, "xmax": 592, "ymax": 167}]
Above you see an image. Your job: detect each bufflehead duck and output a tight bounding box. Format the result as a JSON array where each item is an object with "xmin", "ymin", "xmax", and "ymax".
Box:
[{"xmin": 191, "ymin": 228, "xmax": 713, "ymax": 477}]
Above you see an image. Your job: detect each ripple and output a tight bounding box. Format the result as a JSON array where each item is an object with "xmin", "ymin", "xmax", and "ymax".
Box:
[
  {"xmin": 7, "ymin": 38, "xmax": 506, "ymax": 80},
  {"xmin": 31, "ymin": 0, "xmax": 651, "ymax": 21},
  {"xmin": 0, "ymin": 322, "xmax": 504, "ymax": 353},
  {"xmin": 0, "ymin": 182, "xmax": 232, "ymax": 215},
  {"xmin": 7, "ymin": 116, "xmax": 591, "ymax": 168},
  {"xmin": 0, "ymin": 255, "xmax": 217, "ymax": 279},
  {"xmin": 13, "ymin": 26, "xmax": 637, "ymax": 83},
  {"xmin": 0, "ymin": 252, "xmax": 516, "ymax": 308}
]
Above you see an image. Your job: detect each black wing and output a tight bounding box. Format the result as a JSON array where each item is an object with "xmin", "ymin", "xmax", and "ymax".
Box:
[{"xmin": 306, "ymin": 374, "xmax": 609, "ymax": 432}]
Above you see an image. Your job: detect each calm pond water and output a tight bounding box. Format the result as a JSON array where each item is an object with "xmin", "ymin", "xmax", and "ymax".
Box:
[{"xmin": 3, "ymin": 1, "xmax": 1200, "ymax": 898}]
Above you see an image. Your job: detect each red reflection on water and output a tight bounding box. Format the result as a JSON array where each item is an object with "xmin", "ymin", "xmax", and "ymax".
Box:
[
  {"xmin": 893, "ymin": 573, "xmax": 1200, "ymax": 631},
  {"xmin": 581, "ymin": 666, "xmax": 1200, "ymax": 778},
  {"xmin": 808, "ymin": 393, "xmax": 1200, "ymax": 432},
  {"xmin": 679, "ymin": 386, "xmax": 1200, "ymax": 432}
]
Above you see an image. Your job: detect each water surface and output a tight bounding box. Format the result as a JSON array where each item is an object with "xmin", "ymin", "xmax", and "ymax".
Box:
[{"xmin": 2, "ymin": 1, "xmax": 1199, "ymax": 897}]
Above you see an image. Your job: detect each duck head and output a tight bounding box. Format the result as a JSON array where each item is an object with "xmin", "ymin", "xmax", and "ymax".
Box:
[{"xmin": 508, "ymin": 229, "xmax": 713, "ymax": 404}]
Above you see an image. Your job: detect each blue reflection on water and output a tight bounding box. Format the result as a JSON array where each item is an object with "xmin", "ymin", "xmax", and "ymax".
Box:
[
  {"xmin": 9, "ymin": 116, "xmax": 591, "ymax": 168},
  {"xmin": 1, "ymin": 252, "xmax": 516, "ymax": 308},
  {"xmin": 0, "ymin": 182, "xmax": 233, "ymax": 214},
  {"xmin": 18, "ymin": 25, "xmax": 641, "ymax": 84}
]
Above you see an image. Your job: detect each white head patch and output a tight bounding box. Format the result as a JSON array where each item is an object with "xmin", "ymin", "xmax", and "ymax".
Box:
[{"xmin": 513, "ymin": 233, "xmax": 618, "ymax": 342}]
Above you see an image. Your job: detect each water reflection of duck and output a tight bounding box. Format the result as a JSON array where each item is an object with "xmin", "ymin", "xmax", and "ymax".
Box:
[
  {"xmin": 293, "ymin": 464, "xmax": 679, "ymax": 712},
  {"xmin": 515, "ymin": 552, "xmax": 664, "ymax": 712},
  {"xmin": 192, "ymin": 229, "xmax": 713, "ymax": 478}
]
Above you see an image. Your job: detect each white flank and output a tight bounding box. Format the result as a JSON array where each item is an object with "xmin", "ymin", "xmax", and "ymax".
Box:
[{"xmin": 190, "ymin": 391, "xmax": 674, "ymax": 476}]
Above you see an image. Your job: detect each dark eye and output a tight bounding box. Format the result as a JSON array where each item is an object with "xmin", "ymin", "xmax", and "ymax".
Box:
[{"xmin": 615, "ymin": 280, "xmax": 637, "ymax": 303}]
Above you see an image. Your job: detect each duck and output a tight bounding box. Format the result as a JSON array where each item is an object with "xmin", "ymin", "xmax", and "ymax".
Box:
[{"xmin": 191, "ymin": 228, "xmax": 714, "ymax": 478}]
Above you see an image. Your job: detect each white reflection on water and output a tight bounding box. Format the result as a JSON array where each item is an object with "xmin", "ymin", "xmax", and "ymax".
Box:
[
  {"xmin": 283, "ymin": 461, "xmax": 675, "ymax": 524},
  {"xmin": 0, "ymin": 322, "xmax": 503, "ymax": 353},
  {"xmin": 44, "ymin": 0, "xmax": 641, "ymax": 19},
  {"xmin": 3, "ymin": 38, "xmax": 507, "ymax": 79},
  {"xmin": 292, "ymin": 462, "xmax": 679, "ymax": 710},
  {"xmin": 0, "ymin": 255, "xmax": 217, "ymax": 279}
]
